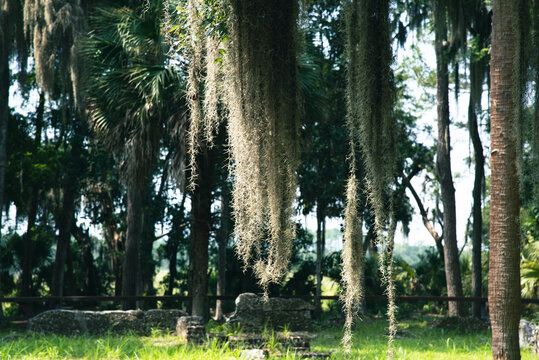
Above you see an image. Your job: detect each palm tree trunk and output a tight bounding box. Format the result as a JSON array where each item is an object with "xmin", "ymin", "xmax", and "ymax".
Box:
[
  {"xmin": 189, "ymin": 147, "xmax": 213, "ymax": 317},
  {"xmin": 215, "ymin": 181, "xmax": 230, "ymax": 321},
  {"xmin": 122, "ymin": 181, "xmax": 143, "ymax": 309},
  {"xmin": 433, "ymin": 0, "xmax": 464, "ymax": 317},
  {"xmin": 489, "ymin": 1, "xmax": 521, "ymax": 358}
]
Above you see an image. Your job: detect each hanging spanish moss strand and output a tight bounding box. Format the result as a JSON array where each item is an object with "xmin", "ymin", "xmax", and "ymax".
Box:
[
  {"xmin": 343, "ymin": 0, "xmax": 396, "ymax": 354},
  {"xmin": 340, "ymin": 175, "xmax": 363, "ymax": 354},
  {"xmin": 202, "ymin": 35, "xmax": 223, "ymax": 145},
  {"xmin": 224, "ymin": 0, "xmax": 300, "ymax": 293},
  {"xmin": 380, "ymin": 210, "xmax": 397, "ymax": 359},
  {"xmin": 341, "ymin": 0, "xmax": 363, "ymax": 352},
  {"xmin": 356, "ymin": 0, "xmax": 395, "ymax": 234},
  {"xmin": 185, "ymin": 0, "xmax": 204, "ymax": 187}
]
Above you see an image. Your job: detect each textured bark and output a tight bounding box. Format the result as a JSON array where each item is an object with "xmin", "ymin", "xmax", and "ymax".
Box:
[
  {"xmin": 189, "ymin": 148, "xmax": 213, "ymax": 317},
  {"xmin": 433, "ymin": 0, "xmax": 464, "ymax": 317},
  {"xmin": 489, "ymin": 1, "xmax": 521, "ymax": 358},
  {"xmin": 215, "ymin": 182, "xmax": 230, "ymax": 321},
  {"xmin": 468, "ymin": 68, "xmax": 485, "ymax": 319},
  {"xmin": 121, "ymin": 182, "xmax": 143, "ymax": 310}
]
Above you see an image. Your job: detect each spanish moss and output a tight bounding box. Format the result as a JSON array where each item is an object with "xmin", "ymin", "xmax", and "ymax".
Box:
[
  {"xmin": 343, "ymin": 0, "xmax": 397, "ymax": 354},
  {"xmin": 24, "ymin": 0, "xmax": 85, "ymax": 107},
  {"xmin": 185, "ymin": 0, "xmax": 204, "ymax": 186},
  {"xmin": 223, "ymin": 0, "xmax": 300, "ymax": 291}
]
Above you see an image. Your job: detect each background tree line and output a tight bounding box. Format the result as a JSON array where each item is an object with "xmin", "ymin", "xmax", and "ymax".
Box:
[{"xmin": 0, "ymin": 0, "xmax": 537, "ymax": 356}]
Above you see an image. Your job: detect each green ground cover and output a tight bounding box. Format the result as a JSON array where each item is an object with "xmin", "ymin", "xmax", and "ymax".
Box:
[{"xmin": 0, "ymin": 317, "xmax": 535, "ymax": 359}]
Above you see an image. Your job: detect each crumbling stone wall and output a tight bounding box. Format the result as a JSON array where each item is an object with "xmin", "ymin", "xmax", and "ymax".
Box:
[{"xmin": 28, "ymin": 309, "xmax": 188, "ymax": 336}]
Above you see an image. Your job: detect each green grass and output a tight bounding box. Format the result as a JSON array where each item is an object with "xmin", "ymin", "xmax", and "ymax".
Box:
[{"xmin": 0, "ymin": 317, "xmax": 536, "ymax": 359}]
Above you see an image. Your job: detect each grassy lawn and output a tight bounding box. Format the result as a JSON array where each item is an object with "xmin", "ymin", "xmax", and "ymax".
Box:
[{"xmin": 0, "ymin": 317, "xmax": 536, "ymax": 359}]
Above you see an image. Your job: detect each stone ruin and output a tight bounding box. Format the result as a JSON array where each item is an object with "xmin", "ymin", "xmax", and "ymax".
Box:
[
  {"xmin": 226, "ymin": 293, "xmax": 315, "ymax": 331},
  {"xmin": 176, "ymin": 316, "xmax": 206, "ymax": 344},
  {"xmin": 28, "ymin": 309, "xmax": 188, "ymax": 336},
  {"xmin": 519, "ymin": 319, "xmax": 539, "ymax": 354}
]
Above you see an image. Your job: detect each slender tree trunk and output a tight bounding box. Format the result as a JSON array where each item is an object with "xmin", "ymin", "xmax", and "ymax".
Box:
[
  {"xmin": 0, "ymin": 9, "xmax": 9, "ymax": 235},
  {"xmin": 489, "ymin": 1, "xmax": 521, "ymax": 358},
  {"xmin": 433, "ymin": 0, "xmax": 464, "ymax": 317},
  {"xmin": 189, "ymin": 147, "xmax": 213, "ymax": 317},
  {"xmin": 215, "ymin": 182, "xmax": 230, "ymax": 321},
  {"xmin": 122, "ymin": 181, "xmax": 143, "ymax": 310},
  {"xmin": 402, "ymin": 172, "xmax": 445, "ymax": 260},
  {"xmin": 100, "ymin": 189, "xmax": 123, "ymax": 296},
  {"xmin": 468, "ymin": 63, "xmax": 485, "ymax": 319},
  {"xmin": 0, "ymin": 20, "xmax": 8, "ymax": 319},
  {"xmin": 20, "ymin": 93, "xmax": 45, "ymax": 297},
  {"xmin": 139, "ymin": 183, "xmax": 156, "ymax": 309},
  {"xmin": 21, "ymin": 191, "xmax": 37, "ymax": 296},
  {"xmin": 315, "ymin": 208, "xmax": 324, "ymax": 319},
  {"xmin": 72, "ymin": 224, "xmax": 97, "ymax": 295},
  {"xmin": 166, "ymin": 192, "xmax": 187, "ymax": 296},
  {"xmin": 51, "ymin": 114, "xmax": 82, "ymax": 298},
  {"xmin": 64, "ymin": 244, "xmax": 76, "ymax": 296}
]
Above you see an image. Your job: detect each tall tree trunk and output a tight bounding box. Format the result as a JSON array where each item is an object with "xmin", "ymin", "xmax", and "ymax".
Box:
[
  {"xmin": 72, "ymin": 223, "xmax": 97, "ymax": 296},
  {"xmin": 468, "ymin": 62, "xmax": 485, "ymax": 319},
  {"xmin": 489, "ymin": 1, "xmax": 521, "ymax": 358},
  {"xmin": 0, "ymin": 7, "xmax": 9, "ymax": 235},
  {"xmin": 100, "ymin": 189, "xmax": 123, "ymax": 296},
  {"xmin": 51, "ymin": 114, "xmax": 82, "ymax": 298},
  {"xmin": 189, "ymin": 147, "xmax": 213, "ymax": 317},
  {"xmin": 21, "ymin": 190, "xmax": 38, "ymax": 297},
  {"xmin": 433, "ymin": 0, "xmax": 464, "ymax": 317},
  {"xmin": 20, "ymin": 93, "xmax": 45, "ymax": 297},
  {"xmin": 121, "ymin": 181, "xmax": 143, "ymax": 310},
  {"xmin": 0, "ymin": 19, "xmax": 8, "ymax": 320},
  {"xmin": 166, "ymin": 192, "xmax": 187, "ymax": 296},
  {"xmin": 215, "ymin": 182, "xmax": 230, "ymax": 321},
  {"xmin": 315, "ymin": 207, "xmax": 324, "ymax": 319},
  {"xmin": 139, "ymin": 183, "xmax": 156, "ymax": 309}
]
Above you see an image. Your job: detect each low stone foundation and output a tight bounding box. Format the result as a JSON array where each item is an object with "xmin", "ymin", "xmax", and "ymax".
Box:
[
  {"xmin": 28, "ymin": 309, "xmax": 188, "ymax": 336},
  {"xmin": 226, "ymin": 293, "xmax": 314, "ymax": 331}
]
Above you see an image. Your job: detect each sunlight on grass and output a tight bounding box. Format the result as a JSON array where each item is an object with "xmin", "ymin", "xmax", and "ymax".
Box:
[{"xmin": 0, "ymin": 317, "xmax": 536, "ymax": 359}]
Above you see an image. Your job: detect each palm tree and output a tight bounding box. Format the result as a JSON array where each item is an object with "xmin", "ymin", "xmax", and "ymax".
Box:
[
  {"xmin": 488, "ymin": 0, "xmax": 522, "ymax": 358},
  {"xmin": 84, "ymin": 1, "xmax": 185, "ymax": 309}
]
